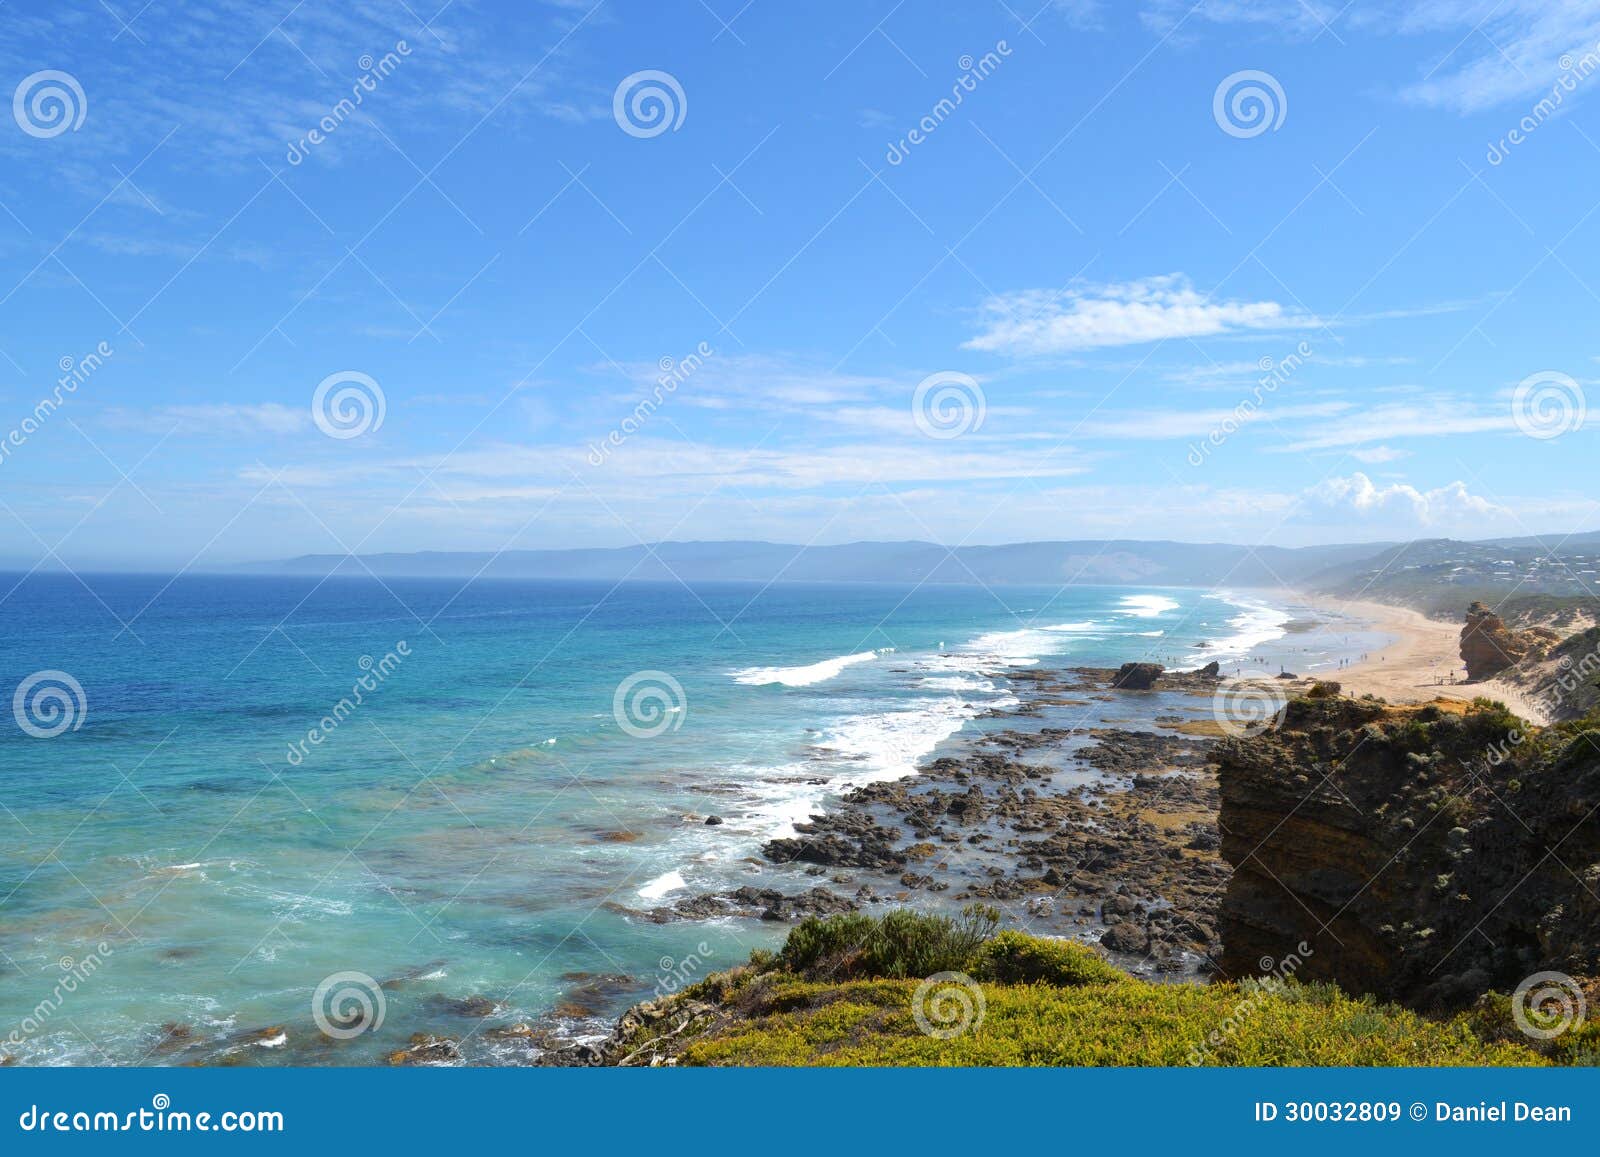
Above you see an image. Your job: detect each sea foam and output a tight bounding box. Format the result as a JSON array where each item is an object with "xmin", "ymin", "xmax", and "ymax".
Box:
[
  {"xmin": 1118, "ymin": 594, "xmax": 1181, "ymax": 618},
  {"xmin": 1183, "ymin": 593, "xmax": 1293, "ymax": 665},
  {"xmin": 637, "ymin": 870, "xmax": 687, "ymax": 901},
  {"xmin": 731, "ymin": 649, "xmax": 881, "ymax": 687}
]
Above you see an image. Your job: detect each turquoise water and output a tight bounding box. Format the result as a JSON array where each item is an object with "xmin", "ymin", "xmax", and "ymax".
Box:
[{"xmin": 0, "ymin": 575, "xmax": 1371, "ymax": 1065}]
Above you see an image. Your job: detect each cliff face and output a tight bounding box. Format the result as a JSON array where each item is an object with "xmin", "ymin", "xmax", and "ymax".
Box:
[
  {"xmin": 1460, "ymin": 600, "xmax": 1561, "ymax": 680},
  {"xmin": 1215, "ymin": 696, "xmax": 1600, "ymax": 1008},
  {"xmin": 1496, "ymin": 625, "xmax": 1600, "ymax": 724}
]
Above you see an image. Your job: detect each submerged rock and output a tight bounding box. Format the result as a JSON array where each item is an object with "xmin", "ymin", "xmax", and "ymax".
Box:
[{"xmin": 386, "ymin": 1033, "xmax": 460, "ymax": 1066}]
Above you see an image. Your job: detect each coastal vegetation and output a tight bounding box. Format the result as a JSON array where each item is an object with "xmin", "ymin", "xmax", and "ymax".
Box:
[{"xmin": 582, "ymin": 908, "xmax": 1581, "ymax": 1067}]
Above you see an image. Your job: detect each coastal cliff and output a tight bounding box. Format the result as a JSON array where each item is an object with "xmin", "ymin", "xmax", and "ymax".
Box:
[
  {"xmin": 1215, "ymin": 694, "xmax": 1600, "ymax": 1007},
  {"xmin": 1460, "ymin": 600, "xmax": 1562, "ymax": 680},
  {"xmin": 1491, "ymin": 624, "xmax": 1600, "ymax": 723}
]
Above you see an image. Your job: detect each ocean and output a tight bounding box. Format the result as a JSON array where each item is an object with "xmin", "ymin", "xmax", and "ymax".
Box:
[{"xmin": 0, "ymin": 574, "xmax": 1381, "ymax": 1065}]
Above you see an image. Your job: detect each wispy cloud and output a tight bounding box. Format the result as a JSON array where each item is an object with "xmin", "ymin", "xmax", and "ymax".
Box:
[
  {"xmin": 1078, "ymin": 400, "xmax": 1350, "ymax": 439},
  {"xmin": 1273, "ymin": 396, "xmax": 1519, "ymax": 451},
  {"xmin": 1139, "ymin": 0, "xmax": 1339, "ymax": 38},
  {"xmin": 962, "ymin": 275, "xmax": 1314, "ymax": 356},
  {"xmin": 240, "ymin": 436, "xmax": 1092, "ymax": 495},
  {"xmin": 1396, "ymin": 1, "xmax": 1600, "ymax": 112},
  {"xmin": 1347, "ymin": 445, "xmax": 1411, "ymax": 464},
  {"xmin": 111, "ymin": 403, "xmax": 311, "ymax": 435}
]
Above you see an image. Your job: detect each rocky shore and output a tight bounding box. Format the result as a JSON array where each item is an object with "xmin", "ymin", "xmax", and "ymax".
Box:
[{"xmin": 608, "ymin": 661, "xmax": 1271, "ymax": 982}]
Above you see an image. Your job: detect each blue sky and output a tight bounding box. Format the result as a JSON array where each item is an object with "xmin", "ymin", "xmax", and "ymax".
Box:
[{"xmin": 0, "ymin": 0, "xmax": 1597, "ymax": 568}]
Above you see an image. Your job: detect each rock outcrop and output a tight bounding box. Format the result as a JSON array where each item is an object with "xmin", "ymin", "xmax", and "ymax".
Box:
[
  {"xmin": 1460, "ymin": 600, "xmax": 1560, "ymax": 680},
  {"xmin": 1215, "ymin": 695, "xmax": 1600, "ymax": 1008},
  {"xmin": 1110, "ymin": 662, "xmax": 1163, "ymax": 690}
]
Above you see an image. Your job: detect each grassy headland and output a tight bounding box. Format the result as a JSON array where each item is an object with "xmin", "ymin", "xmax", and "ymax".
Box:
[{"xmin": 576, "ymin": 908, "xmax": 1593, "ymax": 1067}]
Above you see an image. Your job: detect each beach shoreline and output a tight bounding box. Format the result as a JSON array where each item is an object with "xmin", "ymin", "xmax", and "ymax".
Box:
[{"xmin": 1281, "ymin": 591, "xmax": 1552, "ymax": 724}]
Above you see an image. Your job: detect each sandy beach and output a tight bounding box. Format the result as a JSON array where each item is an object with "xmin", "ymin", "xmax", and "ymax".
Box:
[{"xmin": 1297, "ymin": 594, "xmax": 1551, "ymax": 724}]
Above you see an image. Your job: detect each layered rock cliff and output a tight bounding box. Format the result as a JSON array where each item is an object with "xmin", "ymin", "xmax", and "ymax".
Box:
[
  {"xmin": 1215, "ymin": 695, "xmax": 1600, "ymax": 1008},
  {"xmin": 1460, "ymin": 600, "xmax": 1561, "ymax": 680}
]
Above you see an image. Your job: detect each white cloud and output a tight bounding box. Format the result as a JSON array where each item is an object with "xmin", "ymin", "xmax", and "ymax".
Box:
[
  {"xmin": 1347, "ymin": 445, "xmax": 1410, "ymax": 463},
  {"xmin": 1078, "ymin": 400, "xmax": 1350, "ymax": 439},
  {"xmin": 1396, "ymin": 1, "xmax": 1600, "ymax": 112},
  {"xmin": 1274, "ymin": 397, "xmax": 1519, "ymax": 451},
  {"xmin": 609, "ymin": 354, "xmax": 901, "ymax": 411},
  {"xmin": 114, "ymin": 403, "xmax": 310, "ymax": 435},
  {"xmin": 243, "ymin": 437, "xmax": 1092, "ymax": 496},
  {"xmin": 1054, "ymin": 0, "xmax": 1106, "ymax": 29},
  {"xmin": 1301, "ymin": 472, "xmax": 1505, "ymax": 524},
  {"xmin": 1140, "ymin": 0, "xmax": 1338, "ymax": 37},
  {"xmin": 1132, "ymin": 1, "xmax": 1600, "ymax": 115},
  {"xmin": 962, "ymin": 275, "xmax": 1311, "ymax": 356}
]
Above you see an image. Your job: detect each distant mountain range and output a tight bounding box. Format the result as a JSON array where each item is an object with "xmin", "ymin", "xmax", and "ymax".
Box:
[
  {"xmin": 240, "ymin": 534, "xmax": 1600, "ymax": 615},
  {"xmin": 240, "ymin": 539, "xmax": 1375, "ymax": 587}
]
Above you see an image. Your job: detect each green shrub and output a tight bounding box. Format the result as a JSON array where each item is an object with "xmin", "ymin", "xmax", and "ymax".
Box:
[
  {"xmin": 1465, "ymin": 989, "xmax": 1600, "ymax": 1066},
  {"xmin": 776, "ymin": 905, "xmax": 1000, "ymax": 980},
  {"xmin": 973, "ymin": 930, "xmax": 1124, "ymax": 987},
  {"xmin": 774, "ymin": 912, "xmax": 879, "ymax": 977}
]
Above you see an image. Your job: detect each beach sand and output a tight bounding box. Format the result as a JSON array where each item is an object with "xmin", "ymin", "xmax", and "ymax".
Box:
[{"xmin": 1301, "ymin": 594, "xmax": 1551, "ymax": 724}]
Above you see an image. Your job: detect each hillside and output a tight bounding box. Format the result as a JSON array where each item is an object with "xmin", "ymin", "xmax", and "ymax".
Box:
[
  {"xmin": 1304, "ymin": 538, "xmax": 1600, "ymax": 615},
  {"xmin": 238, "ymin": 538, "xmax": 1383, "ymax": 586},
  {"xmin": 552, "ymin": 910, "xmax": 1578, "ymax": 1067},
  {"xmin": 239, "ymin": 535, "xmax": 1600, "ymax": 616}
]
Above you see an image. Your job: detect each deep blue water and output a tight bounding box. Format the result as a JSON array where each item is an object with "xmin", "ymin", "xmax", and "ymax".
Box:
[{"xmin": 0, "ymin": 573, "xmax": 1377, "ymax": 1064}]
